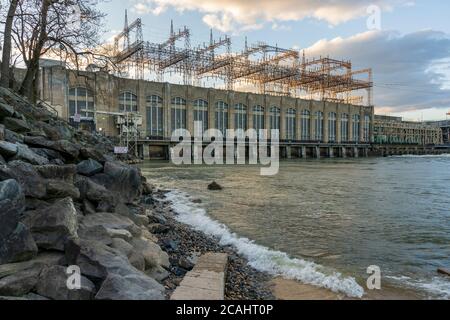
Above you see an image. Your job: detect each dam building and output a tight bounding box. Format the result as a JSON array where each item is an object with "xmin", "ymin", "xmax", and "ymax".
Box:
[{"xmin": 35, "ymin": 63, "xmax": 375, "ymax": 160}]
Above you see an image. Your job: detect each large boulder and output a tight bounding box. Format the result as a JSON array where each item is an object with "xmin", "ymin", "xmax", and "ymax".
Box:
[
  {"xmin": 36, "ymin": 164, "xmax": 76, "ymax": 182},
  {"xmin": 77, "ymin": 159, "xmax": 103, "ymax": 177},
  {"xmin": 130, "ymin": 238, "xmax": 170, "ymax": 271},
  {"xmin": 24, "ymin": 136, "xmax": 80, "ymax": 159},
  {"xmin": 31, "ymin": 148, "xmax": 64, "ymax": 163},
  {"xmin": 0, "ymin": 223, "xmax": 38, "ymax": 265},
  {"xmin": 0, "ymin": 161, "xmax": 47, "ymax": 199},
  {"xmin": 79, "ymin": 148, "xmax": 107, "ymax": 163},
  {"xmin": 95, "ymin": 273, "xmax": 165, "ymax": 300},
  {"xmin": 0, "ymin": 141, "xmax": 18, "ymax": 158},
  {"xmin": 0, "ymin": 101, "xmax": 14, "ymax": 119},
  {"xmin": 12, "ymin": 143, "xmax": 49, "ymax": 165},
  {"xmin": 44, "ymin": 179, "xmax": 80, "ymax": 200},
  {"xmin": 74, "ymin": 175, "xmax": 115, "ymax": 211},
  {"xmin": 0, "ymin": 179, "xmax": 25, "ymax": 236},
  {"xmin": 23, "ymin": 197, "xmax": 79, "ymax": 251},
  {"xmin": 0, "ymin": 266, "xmax": 43, "ymax": 297},
  {"xmin": 77, "ymin": 225, "xmax": 113, "ymax": 246},
  {"xmin": 2, "ymin": 117, "xmax": 31, "ymax": 133},
  {"xmin": 3, "ymin": 129, "xmax": 24, "ymax": 144},
  {"xmin": 0, "ymin": 154, "xmax": 5, "ymax": 165},
  {"xmin": 91, "ymin": 161, "xmax": 143, "ymax": 204},
  {"xmin": 36, "ymin": 265, "xmax": 96, "ymax": 300},
  {"xmin": 80, "ymin": 212, "xmax": 138, "ymax": 236}
]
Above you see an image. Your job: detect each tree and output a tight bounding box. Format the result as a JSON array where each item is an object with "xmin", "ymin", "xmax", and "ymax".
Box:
[
  {"xmin": 0, "ymin": 0, "xmax": 19, "ymax": 88},
  {"xmin": 9, "ymin": 0, "xmax": 106, "ymax": 102}
]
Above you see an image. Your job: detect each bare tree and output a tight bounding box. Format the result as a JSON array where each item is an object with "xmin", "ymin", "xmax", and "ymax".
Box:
[
  {"xmin": 9, "ymin": 0, "xmax": 106, "ymax": 102},
  {"xmin": 0, "ymin": 0, "xmax": 19, "ymax": 88}
]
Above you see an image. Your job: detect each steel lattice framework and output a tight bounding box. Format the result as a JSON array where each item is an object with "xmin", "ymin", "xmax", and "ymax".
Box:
[{"xmin": 111, "ymin": 13, "xmax": 373, "ymax": 106}]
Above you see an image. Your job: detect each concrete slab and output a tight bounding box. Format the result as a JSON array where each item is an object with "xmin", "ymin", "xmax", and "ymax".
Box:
[{"xmin": 171, "ymin": 253, "xmax": 228, "ymax": 301}]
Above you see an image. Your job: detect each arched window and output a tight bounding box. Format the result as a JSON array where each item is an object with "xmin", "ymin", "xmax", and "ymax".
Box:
[
  {"xmin": 234, "ymin": 103, "xmax": 247, "ymax": 132},
  {"xmin": 301, "ymin": 110, "xmax": 310, "ymax": 141},
  {"xmin": 171, "ymin": 97, "xmax": 187, "ymax": 131},
  {"xmin": 215, "ymin": 101, "xmax": 228, "ymax": 134},
  {"xmin": 119, "ymin": 91, "xmax": 138, "ymax": 112},
  {"xmin": 146, "ymin": 95, "xmax": 163, "ymax": 137},
  {"xmin": 286, "ymin": 108, "xmax": 297, "ymax": 140},
  {"xmin": 353, "ymin": 114, "xmax": 361, "ymax": 142},
  {"xmin": 315, "ymin": 111, "xmax": 324, "ymax": 141},
  {"xmin": 364, "ymin": 115, "xmax": 371, "ymax": 142},
  {"xmin": 328, "ymin": 112, "xmax": 337, "ymax": 142},
  {"xmin": 253, "ymin": 105, "xmax": 265, "ymax": 134},
  {"xmin": 193, "ymin": 99, "xmax": 208, "ymax": 133},
  {"xmin": 69, "ymin": 87, "xmax": 94, "ymax": 119},
  {"xmin": 341, "ymin": 114, "xmax": 349, "ymax": 142},
  {"xmin": 270, "ymin": 107, "xmax": 281, "ymax": 132}
]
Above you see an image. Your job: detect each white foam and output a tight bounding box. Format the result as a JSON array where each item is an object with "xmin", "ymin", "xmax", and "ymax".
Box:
[
  {"xmin": 390, "ymin": 154, "xmax": 450, "ymax": 158},
  {"xmin": 387, "ymin": 275, "xmax": 450, "ymax": 299},
  {"xmin": 164, "ymin": 189, "xmax": 365, "ymax": 298}
]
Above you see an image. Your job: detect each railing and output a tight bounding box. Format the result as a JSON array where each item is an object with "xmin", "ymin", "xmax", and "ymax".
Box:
[{"xmin": 37, "ymin": 100, "xmax": 59, "ymax": 118}]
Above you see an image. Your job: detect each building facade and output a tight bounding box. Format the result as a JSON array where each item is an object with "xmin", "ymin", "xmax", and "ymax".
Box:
[
  {"xmin": 374, "ymin": 115, "xmax": 443, "ymax": 146},
  {"xmin": 425, "ymin": 120, "xmax": 450, "ymax": 145},
  {"xmin": 36, "ymin": 65, "xmax": 375, "ymax": 159}
]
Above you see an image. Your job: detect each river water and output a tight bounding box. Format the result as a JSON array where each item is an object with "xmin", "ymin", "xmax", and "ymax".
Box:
[{"xmin": 140, "ymin": 155, "xmax": 450, "ymax": 299}]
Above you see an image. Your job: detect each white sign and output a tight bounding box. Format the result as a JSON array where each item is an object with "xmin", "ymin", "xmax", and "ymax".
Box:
[
  {"xmin": 114, "ymin": 146, "xmax": 129, "ymax": 154},
  {"xmin": 73, "ymin": 114, "xmax": 81, "ymax": 123}
]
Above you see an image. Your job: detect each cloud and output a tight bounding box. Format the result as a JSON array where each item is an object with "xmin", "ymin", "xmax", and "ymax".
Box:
[
  {"xmin": 131, "ymin": 0, "xmax": 411, "ymax": 32},
  {"xmin": 304, "ymin": 30, "xmax": 450, "ymax": 112}
]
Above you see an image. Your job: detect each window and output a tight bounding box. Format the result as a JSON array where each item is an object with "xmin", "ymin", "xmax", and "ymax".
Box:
[
  {"xmin": 146, "ymin": 95, "xmax": 163, "ymax": 137},
  {"xmin": 119, "ymin": 91, "xmax": 138, "ymax": 112},
  {"xmin": 315, "ymin": 111, "xmax": 324, "ymax": 141},
  {"xmin": 341, "ymin": 114, "xmax": 349, "ymax": 142},
  {"xmin": 234, "ymin": 104, "xmax": 248, "ymax": 135},
  {"xmin": 353, "ymin": 114, "xmax": 361, "ymax": 142},
  {"xmin": 194, "ymin": 99, "xmax": 208, "ymax": 133},
  {"xmin": 286, "ymin": 108, "xmax": 296, "ymax": 140},
  {"xmin": 301, "ymin": 110, "xmax": 310, "ymax": 141},
  {"xmin": 270, "ymin": 107, "xmax": 281, "ymax": 131},
  {"xmin": 215, "ymin": 101, "xmax": 229, "ymax": 134},
  {"xmin": 253, "ymin": 105, "xmax": 265, "ymax": 135},
  {"xmin": 69, "ymin": 87, "xmax": 95, "ymax": 119},
  {"xmin": 328, "ymin": 112, "xmax": 337, "ymax": 142},
  {"xmin": 364, "ymin": 115, "xmax": 371, "ymax": 142},
  {"xmin": 171, "ymin": 97, "xmax": 187, "ymax": 131}
]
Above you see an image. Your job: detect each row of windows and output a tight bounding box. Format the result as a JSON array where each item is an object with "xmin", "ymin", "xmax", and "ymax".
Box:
[{"xmin": 68, "ymin": 88, "xmax": 371, "ymax": 142}]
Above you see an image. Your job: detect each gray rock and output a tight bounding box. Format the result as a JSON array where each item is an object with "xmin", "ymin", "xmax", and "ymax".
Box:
[
  {"xmin": 91, "ymin": 161, "xmax": 143, "ymax": 204},
  {"xmin": 95, "ymin": 273, "xmax": 165, "ymax": 300},
  {"xmin": 75, "ymin": 175, "xmax": 115, "ymax": 207},
  {"xmin": 77, "ymin": 159, "xmax": 103, "ymax": 177},
  {"xmin": 3, "ymin": 117, "xmax": 30, "ymax": 133},
  {"xmin": 106, "ymin": 228, "xmax": 132, "ymax": 241},
  {"xmin": 208, "ymin": 181, "xmax": 223, "ymax": 191},
  {"xmin": 36, "ymin": 265, "xmax": 96, "ymax": 300},
  {"xmin": 0, "ymin": 154, "xmax": 5, "ymax": 165},
  {"xmin": 23, "ymin": 197, "xmax": 79, "ymax": 251},
  {"xmin": 0, "ymin": 266, "xmax": 43, "ymax": 297},
  {"xmin": 0, "ymin": 223, "xmax": 38, "ymax": 265},
  {"xmin": 130, "ymin": 238, "xmax": 170, "ymax": 270},
  {"xmin": 36, "ymin": 164, "xmax": 76, "ymax": 182},
  {"xmin": 0, "ymin": 102, "xmax": 14, "ymax": 119},
  {"xmin": 81, "ymin": 212, "xmax": 137, "ymax": 236},
  {"xmin": 128, "ymin": 252, "xmax": 146, "ymax": 271},
  {"xmin": 0, "ymin": 161, "xmax": 47, "ymax": 199},
  {"xmin": 79, "ymin": 148, "xmax": 107, "ymax": 163},
  {"xmin": 148, "ymin": 223, "xmax": 170, "ymax": 234},
  {"xmin": 4, "ymin": 129, "xmax": 24, "ymax": 144},
  {"xmin": 78, "ymin": 225, "xmax": 112, "ymax": 246},
  {"xmin": 0, "ymin": 141, "xmax": 18, "ymax": 158},
  {"xmin": 146, "ymin": 266, "xmax": 170, "ymax": 283},
  {"xmin": 24, "ymin": 137, "xmax": 80, "ymax": 159},
  {"xmin": 31, "ymin": 148, "xmax": 64, "ymax": 162},
  {"xmin": 0, "ymin": 124, "xmax": 5, "ymax": 140},
  {"xmin": 0, "ymin": 253, "xmax": 64, "ymax": 279},
  {"xmin": 12, "ymin": 143, "xmax": 49, "ymax": 165},
  {"xmin": 110, "ymin": 238, "xmax": 133, "ymax": 257},
  {"xmin": 0, "ymin": 179, "xmax": 25, "ymax": 236},
  {"xmin": 44, "ymin": 179, "xmax": 80, "ymax": 200}
]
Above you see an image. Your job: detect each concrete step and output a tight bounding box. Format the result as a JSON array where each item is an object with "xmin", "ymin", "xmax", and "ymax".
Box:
[{"xmin": 171, "ymin": 253, "xmax": 228, "ymax": 301}]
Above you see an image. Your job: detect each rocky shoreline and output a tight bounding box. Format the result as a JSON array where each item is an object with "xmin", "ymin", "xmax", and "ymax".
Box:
[
  {"xmin": 145, "ymin": 189, "xmax": 274, "ymax": 300},
  {"xmin": 0, "ymin": 86, "xmax": 273, "ymax": 300}
]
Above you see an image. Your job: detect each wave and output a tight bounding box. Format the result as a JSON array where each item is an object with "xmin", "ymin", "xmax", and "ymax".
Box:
[
  {"xmin": 164, "ymin": 189, "xmax": 365, "ymax": 298},
  {"xmin": 386, "ymin": 275, "xmax": 450, "ymax": 299}
]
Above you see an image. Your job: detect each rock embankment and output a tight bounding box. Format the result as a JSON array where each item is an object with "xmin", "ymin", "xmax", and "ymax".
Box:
[{"xmin": 0, "ymin": 87, "xmax": 170, "ymax": 300}]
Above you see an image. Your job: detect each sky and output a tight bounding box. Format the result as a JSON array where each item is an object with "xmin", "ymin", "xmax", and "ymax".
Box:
[{"xmin": 97, "ymin": 0, "xmax": 450, "ymax": 121}]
